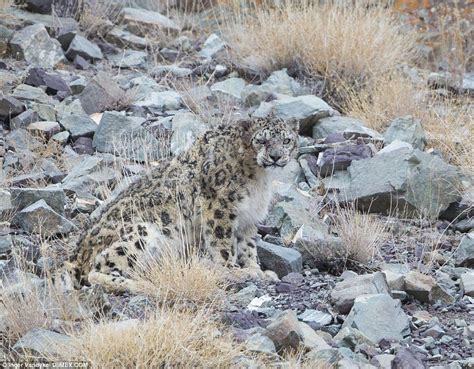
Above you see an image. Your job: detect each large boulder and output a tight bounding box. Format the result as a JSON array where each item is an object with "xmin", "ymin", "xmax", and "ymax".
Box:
[
  {"xmin": 404, "ymin": 271, "xmax": 454, "ymax": 304},
  {"xmin": 256, "ymin": 240, "xmax": 303, "ymax": 278},
  {"xmin": 10, "ymin": 24, "xmax": 65, "ymax": 68},
  {"xmin": 330, "ymin": 272, "xmax": 390, "ymax": 314},
  {"xmin": 460, "ymin": 272, "xmax": 474, "ymax": 297},
  {"xmin": 120, "ymin": 7, "xmax": 180, "ymax": 36},
  {"xmin": 92, "ymin": 111, "xmax": 144, "ymax": 153},
  {"xmin": 313, "ymin": 116, "xmax": 383, "ymax": 141},
  {"xmin": 317, "ymin": 143, "xmax": 372, "ymax": 177},
  {"xmin": 0, "ymin": 96, "xmax": 24, "ymax": 121},
  {"xmin": 59, "ymin": 114, "xmax": 97, "ymax": 139},
  {"xmin": 65, "ymin": 34, "xmax": 103, "ymax": 62},
  {"xmin": 10, "ymin": 186, "xmax": 65, "ymax": 215},
  {"xmin": 264, "ymin": 310, "xmax": 303, "ymax": 352},
  {"xmin": 12, "ymin": 199, "xmax": 76, "ymax": 236},
  {"xmin": 211, "ymin": 78, "xmax": 246, "ymax": 100},
  {"xmin": 454, "ymin": 234, "xmax": 474, "ymax": 267},
  {"xmin": 13, "ymin": 328, "xmax": 77, "ymax": 359},
  {"xmin": 346, "ymin": 144, "xmax": 460, "ymax": 218},
  {"xmin": 384, "ymin": 116, "xmax": 426, "ymax": 150},
  {"xmin": 170, "ymin": 112, "xmax": 207, "ymax": 155},
  {"xmin": 342, "ymin": 294, "xmax": 410, "ymax": 344},
  {"xmin": 264, "ymin": 95, "xmax": 334, "ymax": 135},
  {"xmin": 78, "ymin": 73, "xmax": 126, "ymax": 114}
]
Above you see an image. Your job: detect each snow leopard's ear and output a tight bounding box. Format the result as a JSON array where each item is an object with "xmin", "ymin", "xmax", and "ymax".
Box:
[{"xmin": 284, "ymin": 118, "xmax": 300, "ymax": 133}]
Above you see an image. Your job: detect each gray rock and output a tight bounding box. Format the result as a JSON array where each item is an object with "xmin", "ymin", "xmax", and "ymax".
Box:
[
  {"xmin": 31, "ymin": 103, "xmax": 56, "ymax": 121},
  {"xmin": 26, "ymin": 121, "xmax": 61, "ymax": 139},
  {"xmin": 68, "ymin": 76, "xmax": 87, "ymax": 95},
  {"xmin": 59, "ymin": 114, "xmax": 97, "ymax": 139},
  {"xmin": 92, "ymin": 111, "xmax": 144, "ymax": 154},
  {"xmin": 51, "ymin": 131, "xmax": 70, "ymax": 145},
  {"xmin": 24, "ymin": 67, "xmax": 71, "ymax": 98},
  {"xmin": 13, "ymin": 328, "xmax": 77, "ymax": 359},
  {"xmin": 454, "ymin": 234, "xmax": 474, "ymax": 267},
  {"xmin": 264, "ymin": 310, "xmax": 303, "ymax": 352},
  {"xmin": 404, "ymin": 271, "xmax": 454, "ymax": 304},
  {"xmin": 10, "ymin": 24, "xmax": 65, "ymax": 68},
  {"xmin": 334, "ymin": 327, "xmax": 373, "ymax": 350},
  {"xmin": 317, "ymin": 144, "xmax": 372, "ymax": 177},
  {"xmin": 56, "ymin": 97, "xmax": 86, "ymax": 119},
  {"xmin": 384, "ymin": 116, "xmax": 426, "ymax": 150},
  {"xmin": 170, "ymin": 112, "xmax": 207, "ymax": 155},
  {"xmin": 12, "ymin": 84, "xmax": 53, "ymax": 105},
  {"xmin": 0, "ymin": 234, "xmax": 12, "ymax": 254},
  {"xmin": 256, "ymin": 240, "xmax": 303, "ymax": 278},
  {"xmin": 133, "ymin": 90, "xmax": 182, "ymax": 112},
  {"xmin": 381, "ymin": 264, "xmax": 407, "ymax": 291},
  {"xmin": 120, "ymin": 7, "xmax": 180, "ymax": 36},
  {"xmin": 346, "ymin": 145, "xmax": 460, "ymax": 218},
  {"xmin": 299, "ymin": 322, "xmax": 331, "ymax": 351},
  {"xmin": 211, "ymin": 78, "xmax": 246, "ymax": 100},
  {"xmin": 12, "ymin": 199, "xmax": 76, "ymax": 236},
  {"xmin": 297, "ymin": 309, "xmax": 332, "ymax": 327},
  {"xmin": 242, "ymin": 69, "xmax": 302, "ymax": 107},
  {"xmin": 106, "ymin": 26, "xmax": 148, "ymax": 49},
  {"xmin": 107, "ymin": 50, "xmax": 148, "ymax": 69},
  {"xmin": 10, "ymin": 186, "xmax": 65, "ymax": 215},
  {"xmin": 65, "ymin": 34, "xmax": 103, "ymax": 62},
  {"xmin": 330, "ymin": 272, "xmax": 390, "ymax": 314},
  {"xmin": 0, "ymin": 96, "xmax": 24, "ymax": 120},
  {"xmin": 60, "ymin": 155, "xmax": 116, "ymax": 196},
  {"xmin": 460, "ymin": 272, "xmax": 474, "ymax": 297},
  {"xmin": 342, "ymin": 294, "xmax": 410, "ymax": 344},
  {"xmin": 78, "ymin": 73, "xmax": 126, "ymax": 114},
  {"xmin": 271, "ymin": 95, "xmax": 334, "ymax": 135},
  {"xmin": 391, "ymin": 347, "xmax": 425, "ymax": 369},
  {"xmin": 9, "ymin": 109, "xmax": 39, "ymax": 130},
  {"xmin": 313, "ymin": 116, "xmax": 382, "ymax": 141},
  {"xmin": 245, "ymin": 332, "xmax": 277, "ymax": 355},
  {"xmin": 199, "ymin": 33, "xmax": 226, "ymax": 58},
  {"xmin": 371, "ymin": 354, "xmax": 395, "ymax": 369},
  {"xmin": 151, "ymin": 65, "xmax": 192, "ymax": 78}
]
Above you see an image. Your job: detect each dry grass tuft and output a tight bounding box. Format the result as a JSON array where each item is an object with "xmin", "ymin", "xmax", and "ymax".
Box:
[
  {"xmin": 333, "ymin": 203, "xmax": 387, "ymax": 265},
  {"xmin": 226, "ymin": 1, "xmax": 417, "ymax": 105},
  {"xmin": 132, "ymin": 241, "xmax": 227, "ymax": 307},
  {"xmin": 71, "ymin": 307, "xmax": 242, "ymax": 368}
]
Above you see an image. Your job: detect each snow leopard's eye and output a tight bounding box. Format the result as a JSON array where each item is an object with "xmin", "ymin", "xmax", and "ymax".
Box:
[
  {"xmin": 283, "ymin": 138, "xmax": 291, "ymax": 145},
  {"xmin": 256, "ymin": 138, "xmax": 267, "ymax": 145}
]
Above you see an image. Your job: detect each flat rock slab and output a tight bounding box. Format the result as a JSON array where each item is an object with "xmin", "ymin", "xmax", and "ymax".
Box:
[
  {"xmin": 257, "ymin": 240, "xmax": 303, "ymax": 278},
  {"xmin": 59, "ymin": 114, "xmax": 97, "ymax": 139},
  {"xmin": 10, "ymin": 186, "xmax": 65, "ymax": 215},
  {"xmin": 313, "ymin": 116, "xmax": 382, "ymax": 141},
  {"xmin": 454, "ymin": 234, "xmax": 474, "ymax": 267},
  {"xmin": 120, "ymin": 7, "xmax": 180, "ymax": 36},
  {"xmin": 346, "ymin": 145, "xmax": 460, "ymax": 218},
  {"xmin": 330, "ymin": 272, "xmax": 390, "ymax": 314},
  {"xmin": 13, "ymin": 328, "xmax": 77, "ymax": 359},
  {"xmin": 404, "ymin": 270, "xmax": 454, "ymax": 304},
  {"xmin": 342, "ymin": 294, "xmax": 410, "ymax": 344},
  {"xmin": 79, "ymin": 73, "xmax": 126, "ymax": 114},
  {"xmin": 27, "ymin": 121, "xmax": 61, "ymax": 139},
  {"xmin": 460, "ymin": 272, "xmax": 474, "ymax": 297},
  {"xmin": 12, "ymin": 199, "xmax": 76, "ymax": 236},
  {"xmin": 10, "ymin": 23, "xmax": 65, "ymax": 68},
  {"xmin": 65, "ymin": 34, "xmax": 103, "ymax": 62},
  {"xmin": 384, "ymin": 115, "xmax": 426, "ymax": 150}
]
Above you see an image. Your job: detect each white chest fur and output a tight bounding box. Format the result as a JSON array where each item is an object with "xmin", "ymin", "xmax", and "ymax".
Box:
[{"xmin": 236, "ymin": 170, "xmax": 273, "ymax": 233}]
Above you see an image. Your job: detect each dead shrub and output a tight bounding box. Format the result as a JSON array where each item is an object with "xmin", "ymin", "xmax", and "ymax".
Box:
[
  {"xmin": 226, "ymin": 1, "xmax": 417, "ymax": 106},
  {"xmin": 333, "ymin": 203, "xmax": 387, "ymax": 265}
]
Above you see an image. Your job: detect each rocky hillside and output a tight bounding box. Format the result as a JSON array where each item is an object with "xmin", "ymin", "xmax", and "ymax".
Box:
[{"xmin": 0, "ymin": 1, "xmax": 473, "ymax": 368}]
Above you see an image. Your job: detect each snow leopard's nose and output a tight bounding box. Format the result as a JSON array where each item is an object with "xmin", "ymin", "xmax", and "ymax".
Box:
[{"xmin": 269, "ymin": 154, "xmax": 282, "ymax": 163}]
